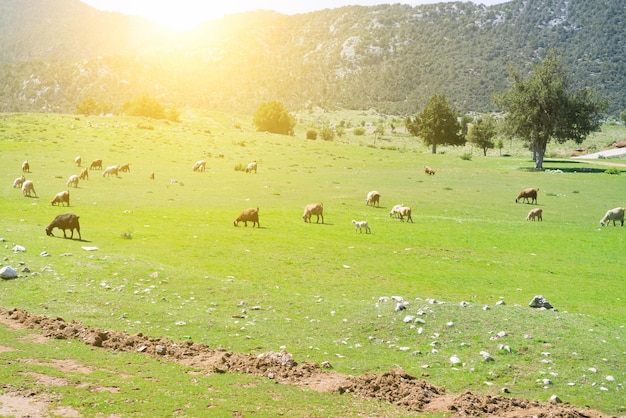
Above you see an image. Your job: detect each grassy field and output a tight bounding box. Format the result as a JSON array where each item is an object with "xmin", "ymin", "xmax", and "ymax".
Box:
[{"xmin": 1, "ymin": 110, "xmax": 624, "ymax": 416}]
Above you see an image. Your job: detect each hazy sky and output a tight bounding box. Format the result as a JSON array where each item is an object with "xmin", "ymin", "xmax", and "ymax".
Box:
[{"xmin": 81, "ymin": 0, "xmax": 511, "ymax": 30}]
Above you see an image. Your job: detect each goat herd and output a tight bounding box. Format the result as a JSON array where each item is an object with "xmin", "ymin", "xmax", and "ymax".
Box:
[{"xmin": 11, "ymin": 159, "xmax": 625, "ymax": 241}]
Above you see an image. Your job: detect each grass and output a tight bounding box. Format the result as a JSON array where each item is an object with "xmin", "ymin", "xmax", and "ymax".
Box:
[{"xmin": 1, "ymin": 110, "xmax": 625, "ymax": 416}]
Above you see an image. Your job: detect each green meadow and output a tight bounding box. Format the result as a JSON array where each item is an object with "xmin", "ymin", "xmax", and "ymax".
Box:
[{"xmin": 0, "ymin": 111, "xmax": 624, "ymax": 416}]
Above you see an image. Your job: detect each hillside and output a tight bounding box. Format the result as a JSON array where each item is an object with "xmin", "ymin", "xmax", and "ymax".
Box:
[{"xmin": 0, "ymin": 0, "xmax": 624, "ymax": 115}]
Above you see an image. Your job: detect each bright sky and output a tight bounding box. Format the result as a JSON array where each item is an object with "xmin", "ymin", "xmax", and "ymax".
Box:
[{"xmin": 81, "ymin": 0, "xmax": 510, "ymax": 31}]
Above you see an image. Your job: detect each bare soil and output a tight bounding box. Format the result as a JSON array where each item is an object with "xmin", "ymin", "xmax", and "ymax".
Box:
[{"xmin": 0, "ymin": 307, "xmax": 611, "ymax": 417}]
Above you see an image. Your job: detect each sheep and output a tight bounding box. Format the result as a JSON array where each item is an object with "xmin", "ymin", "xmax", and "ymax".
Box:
[
  {"xmin": 119, "ymin": 163, "xmax": 130, "ymax": 173},
  {"xmin": 78, "ymin": 167, "xmax": 89, "ymax": 180},
  {"xmin": 234, "ymin": 207, "xmax": 260, "ymax": 227},
  {"xmin": 365, "ymin": 190, "xmax": 381, "ymax": 207},
  {"xmin": 389, "ymin": 204, "xmax": 404, "ymax": 218},
  {"xmin": 192, "ymin": 160, "xmax": 206, "ymax": 172},
  {"xmin": 352, "ymin": 220, "xmax": 371, "ymax": 234},
  {"xmin": 397, "ymin": 206, "xmax": 413, "ymax": 223},
  {"xmin": 75, "ymin": 156, "xmax": 81, "ymax": 167},
  {"xmin": 515, "ymin": 188, "xmax": 539, "ymax": 204},
  {"xmin": 89, "ymin": 159, "xmax": 102, "ymax": 170},
  {"xmin": 526, "ymin": 208, "xmax": 542, "ymax": 221},
  {"xmin": 50, "ymin": 190, "xmax": 70, "ymax": 206},
  {"xmin": 424, "ymin": 165, "xmax": 435, "ymax": 175},
  {"xmin": 45, "ymin": 213, "xmax": 81, "ymax": 240},
  {"xmin": 22, "ymin": 160, "xmax": 30, "ymax": 172},
  {"xmin": 21, "ymin": 180, "xmax": 36, "ymax": 197},
  {"xmin": 102, "ymin": 165, "xmax": 119, "ymax": 177},
  {"xmin": 599, "ymin": 207, "xmax": 625, "ymax": 227},
  {"xmin": 13, "ymin": 175, "xmax": 26, "ymax": 189},
  {"xmin": 302, "ymin": 202, "xmax": 324, "ymax": 223},
  {"xmin": 66, "ymin": 174, "xmax": 79, "ymax": 188},
  {"xmin": 245, "ymin": 161, "xmax": 257, "ymax": 173}
]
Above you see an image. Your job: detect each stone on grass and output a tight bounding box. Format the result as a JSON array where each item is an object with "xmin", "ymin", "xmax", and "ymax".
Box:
[
  {"xmin": 0, "ymin": 266, "xmax": 18, "ymax": 279},
  {"xmin": 529, "ymin": 295, "xmax": 554, "ymax": 309}
]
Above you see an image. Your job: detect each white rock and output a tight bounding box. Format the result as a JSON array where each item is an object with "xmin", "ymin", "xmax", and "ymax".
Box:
[
  {"xmin": 403, "ymin": 315, "xmax": 415, "ymax": 323},
  {"xmin": 549, "ymin": 394, "xmax": 561, "ymax": 403},
  {"xmin": 0, "ymin": 266, "xmax": 18, "ymax": 279},
  {"xmin": 12, "ymin": 245, "xmax": 26, "ymax": 252},
  {"xmin": 447, "ymin": 321, "xmax": 454, "ymax": 327},
  {"xmin": 606, "ymin": 375, "xmax": 615, "ymax": 382},
  {"xmin": 391, "ymin": 295, "xmax": 404, "ymax": 302},
  {"xmin": 449, "ymin": 355, "xmax": 461, "ymax": 365}
]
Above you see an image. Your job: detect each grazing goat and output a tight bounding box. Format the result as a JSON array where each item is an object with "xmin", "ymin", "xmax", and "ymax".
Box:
[
  {"xmin": 389, "ymin": 204, "xmax": 404, "ymax": 218},
  {"xmin": 148, "ymin": 172, "xmax": 155, "ymax": 180},
  {"xmin": 526, "ymin": 208, "xmax": 543, "ymax": 221},
  {"xmin": 119, "ymin": 163, "xmax": 130, "ymax": 173},
  {"xmin": 515, "ymin": 188, "xmax": 539, "ymax": 204},
  {"xmin": 245, "ymin": 161, "xmax": 257, "ymax": 173},
  {"xmin": 46, "ymin": 213, "xmax": 81, "ymax": 240},
  {"xmin": 89, "ymin": 159, "xmax": 102, "ymax": 170},
  {"xmin": 192, "ymin": 160, "xmax": 206, "ymax": 172},
  {"xmin": 79, "ymin": 167, "xmax": 89, "ymax": 180},
  {"xmin": 13, "ymin": 175, "xmax": 26, "ymax": 189},
  {"xmin": 66, "ymin": 174, "xmax": 79, "ymax": 188},
  {"xmin": 234, "ymin": 207, "xmax": 260, "ymax": 227},
  {"xmin": 50, "ymin": 190, "xmax": 70, "ymax": 206},
  {"xmin": 102, "ymin": 165, "xmax": 119, "ymax": 177},
  {"xmin": 599, "ymin": 207, "xmax": 625, "ymax": 227},
  {"xmin": 302, "ymin": 203, "xmax": 324, "ymax": 223},
  {"xmin": 365, "ymin": 190, "xmax": 381, "ymax": 207},
  {"xmin": 424, "ymin": 165, "xmax": 435, "ymax": 175},
  {"xmin": 352, "ymin": 220, "xmax": 371, "ymax": 234},
  {"xmin": 21, "ymin": 180, "xmax": 36, "ymax": 197},
  {"xmin": 397, "ymin": 206, "xmax": 413, "ymax": 223},
  {"xmin": 75, "ymin": 156, "xmax": 81, "ymax": 167},
  {"xmin": 22, "ymin": 160, "xmax": 30, "ymax": 172}
]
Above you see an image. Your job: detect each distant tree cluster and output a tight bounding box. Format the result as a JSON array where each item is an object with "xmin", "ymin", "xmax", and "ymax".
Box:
[
  {"xmin": 120, "ymin": 95, "xmax": 180, "ymax": 122},
  {"xmin": 75, "ymin": 98, "xmax": 111, "ymax": 116},
  {"xmin": 253, "ymin": 101, "xmax": 295, "ymax": 135}
]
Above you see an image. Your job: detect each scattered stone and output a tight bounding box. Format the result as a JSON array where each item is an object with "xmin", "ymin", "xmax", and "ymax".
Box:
[
  {"xmin": 605, "ymin": 375, "xmax": 615, "ymax": 382},
  {"xmin": 403, "ymin": 315, "xmax": 415, "ymax": 323},
  {"xmin": 501, "ymin": 387, "xmax": 510, "ymax": 393},
  {"xmin": 483, "ymin": 305, "xmax": 491, "ymax": 310},
  {"xmin": 21, "ymin": 267, "xmax": 30, "ymax": 273},
  {"xmin": 449, "ymin": 355, "xmax": 461, "ymax": 366},
  {"xmin": 0, "ymin": 266, "xmax": 18, "ymax": 279},
  {"xmin": 137, "ymin": 345, "xmax": 148, "ymax": 352},
  {"xmin": 543, "ymin": 378, "xmax": 553, "ymax": 386},
  {"xmin": 155, "ymin": 345, "xmax": 167, "ymax": 355},
  {"xmin": 12, "ymin": 245, "xmax": 26, "ymax": 252},
  {"xmin": 40, "ymin": 251, "xmax": 51, "ymax": 257},
  {"xmin": 395, "ymin": 302, "xmax": 407, "ymax": 311},
  {"xmin": 446, "ymin": 321, "xmax": 454, "ymax": 327},
  {"xmin": 459, "ymin": 301, "xmax": 470, "ymax": 307},
  {"xmin": 529, "ymin": 295, "xmax": 554, "ymax": 309},
  {"xmin": 321, "ymin": 361, "xmax": 332, "ymax": 369},
  {"xmin": 81, "ymin": 246, "xmax": 99, "ymax": 251},
  {"xmin": 549, "ymin": 394, "xmax": 562, "ymax": 403}
]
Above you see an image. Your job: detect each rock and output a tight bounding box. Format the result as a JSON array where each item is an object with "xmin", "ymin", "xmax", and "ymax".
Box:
[
  {"xmin": 12, "ymin": 245, "xmax": 26, "ymax": 252},
  {"xmin": 529, "ymin": 295, "xmax": 554, "ymax": 309},
  {"xmin": 155, "ymin": 345, "xmax": 167, "ymax": 355},
  {"xmin": 0, "ymin": 266, "xmax": 18, "ymax": 279},
  {"xmin": 549, "ymin": 394, "xmax": 561, "ymax": 403},
  {"xmin": 449, "ymin": 355, "xmax": 461, "ymax": 366}
]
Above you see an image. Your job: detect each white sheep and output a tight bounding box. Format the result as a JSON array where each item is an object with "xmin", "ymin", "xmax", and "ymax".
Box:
[
  {"xmin": 192, "ymin": 160, "xmax": 206, "ymax": 172},
  {"xmin": 66, "ymin": 174, "xmax": 79, "ymax": 188},
  {"xmin": 13, "ymin": 175, "xmax": 26, "ymax": 189},
  {"xmin": 352, "ymin": 220, "xmax": 371, "ymax": 234},
  {"xmin": 50, "ymin": 190, "xmax": 70, "ymax": 206},
  {"xmin": 365, "ymin": 190, "xmax": 381, "ymax": 207},
  {"xmin": 21, "ymin": 180, "xmax": 36, "ymax": 197},
  {"xmin": 245, "ymin": 161, "xmax": 257, "ymax": 173},
  {"xmin": 102, "ymin": 165, "xmax": 119, "ymax": 177},
  {"xmin": 302, "ymin": 203, "xmax": 324, "ymax": 223},
  {"xmin": 389, "ymin": 204, "xmax": 404, "ymax": 218},
  {"xmin": 526, "ymin": 208, "xmax": 542, "ymax": 221},
  {"xmin": 599, "ymin": 207, "xmax": 625, "ymax": 227}
]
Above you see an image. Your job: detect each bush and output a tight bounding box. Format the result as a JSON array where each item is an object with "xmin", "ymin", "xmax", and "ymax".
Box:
[
  {"xmin": 605, "ymin": 167, "xmax": 621, "ymax": 175},
  {"xmin": 353, "ymin": 127, "xmax": 366, "ymax": 136},
  {"xmin": 306, "ymin": 130, "xmax": 318, "ymax": 140},
  {"xmin": 460, "ymin": 153, "xmax": 472, "ymax": 160},
  {"xmin": 320, "ymin": 127, "xmax": 335, "ymax": 141}
]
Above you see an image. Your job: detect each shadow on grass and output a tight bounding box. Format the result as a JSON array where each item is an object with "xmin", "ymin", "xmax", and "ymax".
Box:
[{"xmin": 517, "ymin": 159, "xmax": 617, "ymax": 173}]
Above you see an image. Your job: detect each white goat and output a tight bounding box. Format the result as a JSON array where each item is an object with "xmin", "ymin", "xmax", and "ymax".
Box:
[
  {"xmin": 66, "ymin": 174, "xmax": 79, "ymax": 188},
  {"xmin": 526, "ymin": 208, "xmax": 542, "ymax": 221},
  {"xmin": 389, "ymin": 204, "xmax": 404, "ymax": 218},
  {"xmin": 352, "ymin": 220, "xmax": 371, "ymax": 234},
  {"xmin": 13, "ymin": 175, "xmax": 26, "ymax": 189},
  {"xmin": 245, "ymin": 161, "xmax": 257, "ymax": 173},
  {"xmin": 50, "ymin": 190, "xmax": 70, "ymax": 206},
  {"xmin": 102, "ymin": 165, "xmax": 119, "ymax": 177},
  {"xmin": 365, "ymin": 190, "xmax": 381, "ymax": 207},
  {"xmin": 22, "ymin": 180, "xmax": 36, "ymax": 197},
  {"xmin": 600, "ymin": 207, "xmax": 625, "ymax": 227}
]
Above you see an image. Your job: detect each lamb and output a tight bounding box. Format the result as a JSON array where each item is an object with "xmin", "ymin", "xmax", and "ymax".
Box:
[
  {"xmin": 192, "ymin": 160, "xmax": 206, "ymax": 172},
  {"xmin": 50, "ymin": 190, "xmax": 70, "ymax": 206},
  {"xmin": 526, "ymin": 208, "xmax": 543, "ymax": 221},
  {"xmin": 89, "ymin": 159, "xmax": 102, "ymax": 170},
  {"xmin": 22, "ymin": 160, "xmax": 30, "ymax": 172},
  {"xmin": 79, "ymin": 167, "xmax": 89, "ymax": 180},
  {"xmin": 75, "ymin": 156, "xmax": 81, "ymax": 167},
  {"xmin": 424, "ymin": 165, "xmax": 435, "ymax": 175},
  {"xmin": 66, "ymin": 174, "xmax": 79, "ymax": 188},
  {"xmin": 245, "ymin": 161, "xmax": 257, "ymax": 173},
  {"xmin": 515, "ymin": 188, "xmax": 539, "ymax": 204},
  {"xmin": 119, "ymin": 163, "xmax": 130, "ymax": 173},
  {"xmin": 389, "ymin": 204, "xmax": 404, "ymax": 218},
  {"xmin": 302, "ymin": 202, "xmax": 324, "ymax": 223},
  {"xmin": 397, "ymin": 206, "xmax": 413, "ymax": 223},
  {"xmin": 102, "ymin": 165, "xmax": 119, "ymax": 177},
  {"xmin": 13, "ymin": 175, "xmax": 26, "ymax": 189},
  {"xmin": 352, "ymin": 220, "xmax": 371, "ymax": 234},
  {"xmin": 599, "ymin": 207, "xmax": 625, "ymax": 227},
  {"xmin": 234, "ymin": 207, "xmax": 260, "ymax": 227},
  {"xmin": 365, "ymin": 190, "xmax": 381, "ymax": 207},
  {"xmin": 45, "ymin": 213, "xmax": 81, "ymax": 240},
  {"xmin": 21, "ymin": 180, "xmax": 36, "ymax": 197}
]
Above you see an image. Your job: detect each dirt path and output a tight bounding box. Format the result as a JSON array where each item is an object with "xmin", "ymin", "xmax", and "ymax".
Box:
[{"xmin": 0, "ymin": 307, "xmax": 610, "ymax": 417}]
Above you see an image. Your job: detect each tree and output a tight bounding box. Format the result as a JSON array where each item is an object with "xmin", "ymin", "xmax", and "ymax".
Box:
[
  {"xmin": 253, "ymin": 100, "xmax": 295, "ymax": 135},
  {"xmin": 121, "ymin": 95, "xmax": 166, "ymax": 119},
  {"xmin": 405, "ymin": 94, "xmax": 465, "ymax": 154},
  {"xmin": 495, "ymin": 49, "xmax": 608, "ymax": 169},
  {"xmin": 467, "ymin": 115, "xmax": 497, "ymax": 156}
]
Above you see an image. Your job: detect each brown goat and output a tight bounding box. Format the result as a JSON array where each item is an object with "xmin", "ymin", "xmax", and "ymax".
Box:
[
  {"xmin": 234, "ymin": 207, "xmax": 260, "ymax": 227},
  {"xmin": 515, "ymin": 188, "xmax": 539, "ymax": 204}
]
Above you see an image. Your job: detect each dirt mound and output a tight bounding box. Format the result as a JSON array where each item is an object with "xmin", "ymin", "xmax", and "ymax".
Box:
[{"xmin": 0, "ymin": 307, "xmax": 610, "ymax": 417}]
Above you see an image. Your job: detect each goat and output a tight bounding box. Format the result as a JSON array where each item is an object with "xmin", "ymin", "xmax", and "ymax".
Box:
[
  {"xmin": 245, "ymin": 161, "xmax": 257, "ymax": 173},
  {"xmin": 119, "ymin": 163, "xmax": 130, "ymax": 173},
  {"xmin": 75, "ymin": 156, "xmax": 81, "ymax": 167},
  {"xmin": 89, "ymin": 159, "xmax": 102, "ymax": 170},
  {"xmin": 526, "ymin": 208, "xmax": 543, "ymax": 221},
  {"xmin": 22, "ymin": 180, "xmax": 36, "ymax": 197},
  {"xmin": 600, "ymin": 207, "xmax": 625, "ymax": 227},
  {"xmin": 50, "ymin": 190, "xmax": 70, "ymax": 206},
  {"xmin": 79, "ymin": 167, "xmax": 89, "ymax": 180},
  {"xmin": 234, "ymin": 207, "xmax": 260, "ymax": 227},
  {"xmin": 424, "ymin": 165, "xmax": 435, "ymax": 175},
  {"xmin": 389, "ymin": 204, "xmax": 404, "ymax": 218},
  {"xmin": 192, "ymin": 160, "xmax": 206, "ymax": 172},
  {"xmin": 397, "ymin": 206, "xmax": 413, "ymax": 223},
  {"xmin": 302, "ymin": 203, "xmax": 324, "ymax": 223},
  {"xmin": 13, "ymin": 175, "xmax": 26, "ymax": 189},
  {"xmin": 102, "ymin": 165, "xmax": 119, "ymax": 177},
  {"xmin": 66, "ymin": 174, "xmax": 79, "ymax": 188},
  {"xmin": 515, "ymin": 188, "xmax": 539, "ymax": 204},
  {"xmin": 22, "ymin": 160, "xmax": 30, "ymax": 172},
  {"xmin": 365, "ymin": 190, "xmax": 381, "ymax": 207},
  {"xmin": 352, "ymin": 220, "xmax": 371, "ymax": 234},
  {"xmin": 46, "ymin": 213, "xmax": 81, "ymax": 240}
]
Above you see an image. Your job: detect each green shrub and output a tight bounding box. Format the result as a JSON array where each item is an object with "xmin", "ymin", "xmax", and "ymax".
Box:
[
  {"xmin": 605, "ymin": 167, "xmax": 621, "ymax": 175},
  {"xmin": 306, "ymin": 129, "xmax": 318, "ymax": 140},
  {"xmin": 353, "ymin": 127, "xmax": 366, "ymax": 136},
  {"xmin": 460, "ymin": 152, "xmax": 472, "ymax": 160},
  {"xmin": 320, "ymin": 127, "xmax": 335, "ymax": 141}
]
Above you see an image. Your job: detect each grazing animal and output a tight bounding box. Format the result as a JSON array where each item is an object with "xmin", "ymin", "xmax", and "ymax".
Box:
[
  {"xmin": 148, "ymin": 172, "xmax": 155, "ymax": 180},
  {"xmin": 389, "ymin": 204, "xmax": 404, "ymax": 218},
  {"xmin": 515, "ymin": 188, "xmax": 539, "ymax": 204},
  {"xmin": 45, "ymin": 213, "xmax": 81, "ymax": 239},
  {"xmin": 599, "ymin": 207, "xmax": 625, "ymax": 227},
  {"xmin": 66, "ymin": 174, "xmax": 79, "ymax": 188},
  {"xmin": 13, "ymin": 175, "xmax": 26, "ymax": 189},
  {"xmin": 397, "ymin": 206, "xmax": 413, "ymax": 223},
  {"xmin": 22, "ymin": 160, "xmax": 30, "ymax": 172},
  {"xmin": 302, "ymin": 202, "xmax": 324, "ymax": 223},
  {"xmin": 245, "ymin": 161, "xmax": 257, "ymax": 173},
  {"xmin": 365, "ymin": 190, "xmax": 381, "ymax": 207},
  {"xmin": 102, "ymin": 165, "xmax": 119, "ymax": 177},
  {"xmin": 89, "ymin": 159, "xmax": 102, "ymax": 170},
  {"xmin": 352, "ymin": 220, "xmax": 371, "ymax": 234},
  {"xmin": 192, "ymin": 160, "xmax": 206, "ymax": 172},
  {"xmin": 21, "ymin": 180, "xmax": 36, "ymax": 197},
  {"xmin": 75, "ymin": 156, "xmax": 81, "ymax": 167},
  {"xmin": 79, "ymin": 167, "xmax": 89, "ymax": 180},
  {"xmin": 50, "ymin": 190, "xmax": 70, "ymax": 206},
  {"xmin": 526, "ymin": 208, "xmax": 543, "ymax": 221},
  {"xmin": 424, "ymin": 165, "xmax": 435, "ymax": 175},
  {"xmin": 234, "ymin": 207, "xmax": 260, "ymax": 227},
  {"xmin": 119, "ymin": 163, "xmax": 130, "ymax": 173}
]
